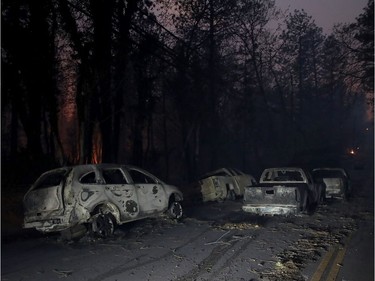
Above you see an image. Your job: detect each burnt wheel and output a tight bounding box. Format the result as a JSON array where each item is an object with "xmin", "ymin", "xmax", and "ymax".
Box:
[
  {"xmin": 319, "ymin": 183, "xmax": 326, "ymax": 204},
  {"xmin": 168, "ymin": 201, "xmax": 183, "ymax": 220},
  {"xmin": 227, "ymin": 189, "xmax": 236, "ymax": 201},
  {"xmin": 92, "ymin": 213, "xmax": 115, "ymax": 238},
  {"xmin": 320, "ymin": 190, "xmax": 326, "ymax": 204}
]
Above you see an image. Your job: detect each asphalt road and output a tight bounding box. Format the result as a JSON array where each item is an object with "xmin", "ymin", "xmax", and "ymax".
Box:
[{"xmin": 1, "ymin": 168, "xmax": 373, "ymax": 281}]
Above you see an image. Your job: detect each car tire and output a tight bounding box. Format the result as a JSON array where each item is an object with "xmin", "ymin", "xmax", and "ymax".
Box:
[
  {"xmin": 92, "ymin": 213, "xmax": 115, "ymax": 238},
  {"xmin": 227, "ymin": 190, "xmax": 236, "ymax": 201},
  {"xmin": 168, "ymin": 201, "xmax": 183, "ymax": 220},
  {"xmin": 343, "ymin": 191, "xmax": 350, "ymax": 202},
  {"xmin": 302, "ymin": 196, "xmax": 312, "ymax": 215},
  {"xmin": 320, "ymin": 193, "xmax": 325, "ymax": 204},
  {"xmin": 320, "ymin": 184, "xmax": 326, "ymax": 204}
]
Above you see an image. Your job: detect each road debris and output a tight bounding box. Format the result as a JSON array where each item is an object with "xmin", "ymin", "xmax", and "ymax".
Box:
[
  {"xmin": 53, "ymin": 269, "xmax": 73, "ymax": 278},
  {"xmin": 205, "ymin": 230, "xmax": 231, "ymax": 245}
]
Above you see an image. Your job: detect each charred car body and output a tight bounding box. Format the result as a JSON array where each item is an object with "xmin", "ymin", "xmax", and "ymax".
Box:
[
  {"xmin": 23, "ymin": 164, "xmax": 183, "ymax": 239},
  {"xmin": 312, "ymin": 168, "xmax": 351, "ymax": 200},
  {"xmin": 242, "ymin": 167, "xmax": 323, "ymax": 216},
  {"xmin": 198, "ymin": 168, "xmax": 257, "ymax": 202}
]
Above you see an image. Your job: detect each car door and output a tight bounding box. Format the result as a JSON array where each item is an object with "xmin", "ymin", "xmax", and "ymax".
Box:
[
  {"xmin": 100, "ymin": 167, "xmax": 140, "ymax": 220},
  {"xmin": 127, "ymin": 168, "xmax": 167, "ymax": 215}
]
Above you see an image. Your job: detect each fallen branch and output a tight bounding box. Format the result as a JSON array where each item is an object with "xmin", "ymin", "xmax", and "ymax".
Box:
[{"xmin": 205, "ymin": 230, "xmax": 231, "ymax": 245}]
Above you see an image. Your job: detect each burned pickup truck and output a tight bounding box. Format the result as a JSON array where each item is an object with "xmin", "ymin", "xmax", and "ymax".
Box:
[
  {"xmin": 23, "ymin": 164, "xmax": 183, "ymax": 239},
  {"xmin": 242, "ymin": 167, "xmax": 323, "ymax": 216}
]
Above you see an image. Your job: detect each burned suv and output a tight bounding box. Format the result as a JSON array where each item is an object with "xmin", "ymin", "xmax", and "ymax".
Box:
[{"xmin": 23, "ymin": 164, "xmax": 183, "ymax": 239}]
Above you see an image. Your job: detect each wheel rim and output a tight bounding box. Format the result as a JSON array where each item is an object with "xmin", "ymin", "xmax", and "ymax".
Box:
[
  {"xmin": 169, "ymin": 202, "xmax": 183, "ymax": 219},
  {"xmin": 95, "ymin": 214, "xmax": 114, "ymax": 238}
]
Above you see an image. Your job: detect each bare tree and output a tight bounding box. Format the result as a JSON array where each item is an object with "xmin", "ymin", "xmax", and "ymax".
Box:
[{"xmin": 2, "ymin": 0, "xmax": 64, "ymax": 165}]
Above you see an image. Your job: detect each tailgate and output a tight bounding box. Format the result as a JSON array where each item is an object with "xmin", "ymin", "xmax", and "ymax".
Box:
[
  {"xmin": 23, "ymin": 169, "xmax": 67, "ymax": 216},
  {"xmin": 323, "ymin": 178, "xmax": 343, "ymax": 189},
  {"xmin": 323, "ymin": 178, "xmax": 344, "ymax": 196},
  {"xmin": 244, "ymin": 185, "xmax": 298, "ymax": 205}
]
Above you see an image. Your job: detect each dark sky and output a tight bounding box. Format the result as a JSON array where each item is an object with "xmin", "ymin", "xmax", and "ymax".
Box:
[{"xmin": 275, "ymin": 0, "xmax": 368, "ymax": 33}]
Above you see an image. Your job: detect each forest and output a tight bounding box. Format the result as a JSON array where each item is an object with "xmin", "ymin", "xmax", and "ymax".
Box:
[{"xmin": 1, "ymin": 0, "xmax": 374, "ymax": 186}]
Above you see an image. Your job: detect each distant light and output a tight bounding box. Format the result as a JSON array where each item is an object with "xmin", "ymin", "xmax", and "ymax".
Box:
[{"xmin": 349, "ymin": 149, "xmax": 355, "ymax": 155}]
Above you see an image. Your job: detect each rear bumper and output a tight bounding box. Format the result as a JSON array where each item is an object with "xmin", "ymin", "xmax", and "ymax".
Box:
[
  {"xmin": 23, "ymin": 205, "xmax": 91, "ymax": 233},
  {"xmin": 23, "ymin": 216, "xmax": 72, "ymax": 233},
  {"xmin": 325, "ymin": 188, "xmax": 345, "ymax": 199},
  {"xmin": 242, "ymin": 204, "xmax": 298, "ymax": 216}
]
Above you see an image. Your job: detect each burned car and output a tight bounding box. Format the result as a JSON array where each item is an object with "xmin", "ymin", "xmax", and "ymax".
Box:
[
  {"xmin": 199, "ymin": 168, "xmax": 257, "ymax": 202},
  {"xmin": 23, "ymin": 164, "xmax": 183, "ymax": 239},
  {"xmin": 242, "ymin": 167, "xmax": 324, "ymax": 216},
  {"xmin": 312, "ymin": 168, "xmax": 351, "ymax": 200}
]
